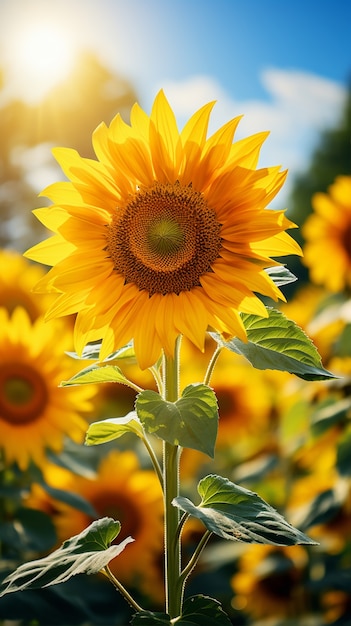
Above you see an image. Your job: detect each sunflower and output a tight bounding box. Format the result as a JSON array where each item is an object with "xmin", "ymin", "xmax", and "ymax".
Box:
[
  {"xmin": 25, "ymin": 91, "xmax": 301, "ymax": 369},
  {"xmin": 26, "ymin": 450, "xmax": 164, "ymax": 602},
  {"xmin": 0, "ymin": 307, "xmax": 96, "ymax": 470},
  {"xmin": 0, "ymin": 249, "xmax": 54, "ymax": 321},
  {"xmin": 303, "ymin": 176, "xmax": 351, "ymax": 293},
  {"xmin": 231, "ymin": 544, "xmax": 308, "ymax": 620}
]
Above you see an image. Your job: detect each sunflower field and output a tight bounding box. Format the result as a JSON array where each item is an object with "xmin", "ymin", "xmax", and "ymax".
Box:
[{"xmin": 0, "ymin": 86, "xmax": 350, "ymax": 626}]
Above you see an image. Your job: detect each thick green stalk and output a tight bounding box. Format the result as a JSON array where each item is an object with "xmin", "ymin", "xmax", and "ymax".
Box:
[{"xmin": 163, "ymin": 337, "xmax": 182, "ymax": 618}]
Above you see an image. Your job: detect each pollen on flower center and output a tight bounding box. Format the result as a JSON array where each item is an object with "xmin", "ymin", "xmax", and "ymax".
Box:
[
  {"xmin": 147, "ymin": 218, "xmax": 185, "ymax": 257},
  {"xmin": 0, "ymin": 363, "xmax": 48, "ymax": 425},
  {"xmin": 106, "ymin": 181, "xmax": 222, "ymax": 295}
]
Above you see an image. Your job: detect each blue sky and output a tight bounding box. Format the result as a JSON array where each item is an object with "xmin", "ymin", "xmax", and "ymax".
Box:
[{"xmin": 1, "ymin": 0, "xmax": 350, "ymax": 205}]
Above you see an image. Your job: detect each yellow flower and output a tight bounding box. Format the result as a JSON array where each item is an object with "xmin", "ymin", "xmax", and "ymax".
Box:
[
  {"xmin": 0, "ymin": 249, "xmax": 54, "ymax": 321},
  {"xmin": 0, "ymin": 307, "xmax": 96, "ymax": 470},
  {"xmin": 26, "ymin": 450, "xmax": 164, "ymax": 602},
  {"xmin": 25, "ymin": 91, "xmax": 300, "ymax": 369},
  {"xmin": 231, "ymin": 544, "xmax": 308, "ymax": 620},
  {"xmin": 303, "ymin": 176, "xmax": 351, "ymax": 292}
]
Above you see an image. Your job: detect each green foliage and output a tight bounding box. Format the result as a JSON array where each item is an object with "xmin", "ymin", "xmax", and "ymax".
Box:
[
  {"xmin": 311, "ymin": 397, "xmax": 351, "ymax": 435},
  {"xmin": 337, "ymin": 427, "xmax": 351, "ymax": 477},
  {"xmin": 0, "ymin": 508, "xmax": 56, "ymax": 554},
  {"xmin": 131, "ymin": 595, "xmax": 232, "ymax": 625},
  {"xmin": 60, "ymin": 362, "xmax": 139, "ymax": 389},
  {"xmin": 135, "ymin": 384, "xmax": 218, "ymax": 457},
  {"xmin": 0, "ymin": 518, "xmax": 132, "ymax": 596},
  {"xmin": 212, "ymin": 307, "xmax": 336, "ymax": 380},
  {"xmin": 265, "ymin": 265, "xmax": 298, "ymax": 287},
  {"xmin": 174, "ymin": 474, "xmax": 317, "ymax": 546},
  {"xmin": 67, "ymin": 341, "xmax": 136, "ymax": 362},
  {"xmin": 297, "ymin": 488, "xmax": 342, "ymax": 532},
  {"xmin": 86, "ymin": 412, "xmax": 144, "ymax": 446}
]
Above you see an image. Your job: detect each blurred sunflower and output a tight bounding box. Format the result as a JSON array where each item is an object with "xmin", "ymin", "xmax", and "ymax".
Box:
[
  {"xmin": 0, "ymin": 249, "xmax": 54, "ymax": 321},
  {"xmin": 322, "ymin": 589, "xmax": 351, "ymax": 624},
  {"xmin": 231, "ymin": 544, "xmax": 308, "ymax": 620},
  {"xmin": 26, "ymin": 450, "xmax": 164, "ymax": 602},
  {"xmin": 303, "ymin": 176, "xmax": 351, "ymax": 292},
  {"xmin": 25, "ymin": 90, "xmax": 300, "ymax": 369},
  {"xmin": 210, "ymin": 352, "xmax": 273, "ymax": 446},
  {"xmin": 0, "ymin": 307, "xmax": 96, "ymax": 469}
]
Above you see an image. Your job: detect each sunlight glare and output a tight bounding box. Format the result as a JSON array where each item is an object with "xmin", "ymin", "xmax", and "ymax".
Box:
[{"xmin": 11, "ymin": 20, "xmax": 76, "ymax": 101}]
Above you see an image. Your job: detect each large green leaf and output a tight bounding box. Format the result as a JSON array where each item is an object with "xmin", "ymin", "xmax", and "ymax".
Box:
[
  {"xmin": 212, "ymin": 307, "xmax": 336, "ymax": 381},
  {"xmin": 86, "ymin": 411, "xmax": 144, "ymax": 446},
  {"xmin": 131, "ymin": 595, "xmax": 232, "ymax": 625},
  {"xmin": 0, "ymin": 518, "xmax": 133, "ymax": 596},
  {"xmin": 135, "ymin": 384, "xmax": 218, "ymax": 457},
  {"xmin": 173, "ymin": 474, "xmax": 317, "ymax": 546},
  {"xmin": 60, "ymin": 363, "xmax": 138, "ymax": 389}
]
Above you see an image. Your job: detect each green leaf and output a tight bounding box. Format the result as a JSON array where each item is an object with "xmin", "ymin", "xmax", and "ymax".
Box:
[
  {"xmin": 131, "ymin": 596, "xmax": 231, "ymax": 626},
  {"xmin": 311, "ymin": 397, "xmax": 351, "ymax": 435},
  {"xmin": 40, "ymin": 482, "xmax": 98, "ymax": 517},
  {"xmin": 60, "ymin": 363, "xmax": 138, "ymax": 389},
  {"xmin": 86, "ymin": 411, "xmax": 144, "ymax": 446},
  {"xmin": 337, "ymin": 427, "xmax": 351, "ymax": 477},
  {"xmin": 15, "ymin": 508, "xmax": 57, "ymax": 552},
  {"xmin": 173, "ymin": 474, "xmax": 317, "ymax": 546},
  {"xmin": 265, "ymin": 265, "xmax": 297, "ymax": 287},
  {"xmin": 297, "ymin": 488, "xmax": 343, "ymax": 531},
  {"xmin": 178, "ymin": 595, "xmax": 232, "ymax": 626},
  {"xmin": 135, "ymin": 384, "xmax": 218, "ymax": 457},
  {"xmin": 66, "ymin": 340, "xmax": 136, "ymax": 362},
  {"xmin": 130, "ymin": 611, "xmax": 171, "ymax": 625},
  {"xmin": 0, "ymin": 517, "xmax": 133, "ymax": 596},
  {"xmin": 212, "ymin": 307, "xmax": 336, "ymax": 381}
]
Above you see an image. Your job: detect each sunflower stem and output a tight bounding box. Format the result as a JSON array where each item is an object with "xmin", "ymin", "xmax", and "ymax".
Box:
[
  {"xmin": 163, "ymin": 337, "xmax": 182, "ymax": 618},
  {"xmin": 142, "ymin": 432, "xmax": 163, "ymax": 487},
  {"xmin": 102, "ymin": 565, "xmax": 144, "ymax": 612},
  {"xmin": 203, "ymin": 344, "xmax": 222, "ymax": 386},
  {"xmin": 178, "ymin": 530, "xmax": 212, "ymax": 591}
]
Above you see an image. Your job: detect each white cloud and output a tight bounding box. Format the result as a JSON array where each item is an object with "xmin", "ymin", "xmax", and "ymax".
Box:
[{"xmin": 160, "ymin": 69, "xmax": 347, "ymax": 208}]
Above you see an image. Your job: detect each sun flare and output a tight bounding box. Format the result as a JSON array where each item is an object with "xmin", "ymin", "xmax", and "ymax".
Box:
[{"xmin": 9, "ymin": 20, "xmax": 76, "ymax": 100}]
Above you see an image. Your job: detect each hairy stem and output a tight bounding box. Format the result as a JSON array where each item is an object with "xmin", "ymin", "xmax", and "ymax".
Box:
[
  {"xmin": 103, "ymin": 565, "xmax": 144, "ymax": 613},
  {"xmin": 163, "ymin": 337, "xmax": 182, "ymax": 618},
  {"xmin": 203, "ymin": 345, "xmax": 222, "ymax": 386}
]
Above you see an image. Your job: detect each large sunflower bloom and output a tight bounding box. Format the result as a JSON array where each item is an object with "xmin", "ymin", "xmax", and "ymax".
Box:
[
  {"xmin": 303, "ymin": 176, "xmax": 351, "ymax": 292},
  {"xmin": 26, "ymin": 450, "xmax": 164, "ymax": 602},
  {"xmin": 25, "ymin": 91, "xmax": 301, "ymax": 369},
  {"xmin": 0, "ymin": 307, "xmax": 96, "ymax": 469}
]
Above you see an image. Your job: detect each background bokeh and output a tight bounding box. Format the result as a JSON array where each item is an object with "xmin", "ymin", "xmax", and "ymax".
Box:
[{"xmin": 0, "ymin": 1, "xmax": 350, "ymax": 625}]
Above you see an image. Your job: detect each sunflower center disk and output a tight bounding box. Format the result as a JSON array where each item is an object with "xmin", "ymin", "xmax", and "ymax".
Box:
[
  {"xmin": 0, "ymin": 364, "xmax": 48, "ymax": 425},
  {"xmin": 107, "ymin": 182, "xmax": 222, "ymax": 295}
]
